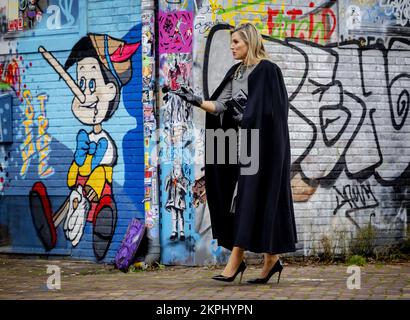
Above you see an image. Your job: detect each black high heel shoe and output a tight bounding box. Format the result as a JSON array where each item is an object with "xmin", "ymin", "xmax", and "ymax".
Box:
[
  {"xmin": 247, "ymin": 259, "xmax": 283, "ymax": 284},
  {"xmin": 212, "ymin": 261, "xmax": 247, "ymax": 283}
]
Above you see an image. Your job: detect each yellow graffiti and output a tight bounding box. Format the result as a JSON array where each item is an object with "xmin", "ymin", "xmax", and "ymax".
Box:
[
  {"xmin": 210, "ymin": 0, "xmax": 223, "ymax": 14},
  {"xmin": 20, "ymin": 90, "xmax": 54, "ymax": 178},
  {"xmin": 20, "ymin": 90, "xmax": 35, "ymax": 177},
  {"xmin": 145, "ymin": 152, "xmax": 150, "ymax": 166},
  {"xmin": 36, "ymin": 116, "xmax": 54, "ymax": 177},
  {"xmin": 37, "ymin": 94, "xmax": 47, "ymax": 116},
  {"xmin": 23, "ymin": 90, "xmax": 34, "ymax": 119},
  {"xmin": 145, "ymin": 201, "xmax": 151, "ymax": 211},
  {"xmin": 20, "ymin": 119, "xmax": 35, "ymax": 176},
  {"xmin": 68, "ymin": 159, "xmax": 111, "ymax": 198},
  {"xmin": 212, "ymin": 0, "xmax": 275, "ymax": 27},
  {"xmin": 266, "ymin": 3, "xmax": 337, "ymax": 44}
]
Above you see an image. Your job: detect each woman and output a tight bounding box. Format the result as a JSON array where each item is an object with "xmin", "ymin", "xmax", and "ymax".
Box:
[{"xmin": 172, "ymin": 23, "xmax": 298, "ymax": 284}]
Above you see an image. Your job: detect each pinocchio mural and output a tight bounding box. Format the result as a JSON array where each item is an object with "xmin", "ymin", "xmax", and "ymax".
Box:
[{"xmin": 29, "ymin": 34, "xmax": 140, "ymax": 260}]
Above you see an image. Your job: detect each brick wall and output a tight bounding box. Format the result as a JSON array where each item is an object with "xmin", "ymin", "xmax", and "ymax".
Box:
[
  {"xmin": 1, "ymin": 0, "xmax": 409, "ymax": 266},
  {"xmin": 159, "ymin": 0, "xmax": 410, "ymax": 264},
  {"xmin": 0, "ymin": 0, "xmax": 144, "ymax": 263}
]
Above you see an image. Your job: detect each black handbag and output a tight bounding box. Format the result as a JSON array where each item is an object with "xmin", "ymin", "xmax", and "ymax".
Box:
[{"xmin": 226, "ymin": 89, "xmax": 248, "ymax": 124}]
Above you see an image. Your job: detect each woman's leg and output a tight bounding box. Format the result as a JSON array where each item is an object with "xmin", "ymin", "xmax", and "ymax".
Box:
[
  {"xmin": 260, "ymin": 253, "xmax": 280, "ymax": 278},
  {"xmin": 221, "ymin": 246, "xmax": 245, "ymax": 277}
]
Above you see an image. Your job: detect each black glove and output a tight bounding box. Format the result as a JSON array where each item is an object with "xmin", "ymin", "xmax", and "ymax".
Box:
[{"xmin": 171, "ymin": 86, "xmax": 203, "ymax": 107}]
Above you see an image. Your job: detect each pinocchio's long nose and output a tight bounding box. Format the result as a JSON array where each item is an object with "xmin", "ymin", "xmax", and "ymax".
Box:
[{"xmin": 38, "ymin": 46, "xmax": 86, "ymax": 104}]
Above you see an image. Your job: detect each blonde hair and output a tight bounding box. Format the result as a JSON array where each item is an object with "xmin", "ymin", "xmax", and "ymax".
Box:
[{"xmin": 231, "ymin": 23, "xmax": 270, "ymax": 66}]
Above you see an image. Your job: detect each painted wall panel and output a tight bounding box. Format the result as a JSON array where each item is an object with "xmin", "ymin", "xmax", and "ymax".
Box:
[
  {"xmin": 1, "ymin": 0, "xmax": 409, "ymax": 266},
  {"xmin": 157, "ymin": 0, "xmax": 410, "ymax": 264},
  {"xmin": 0, "ymin": 0, "xmax": 144, "ymax": 263}
]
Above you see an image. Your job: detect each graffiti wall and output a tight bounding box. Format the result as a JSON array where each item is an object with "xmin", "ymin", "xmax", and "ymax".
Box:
[
  {"xmin": 0, "ymin": 0, "xmax": 145, "ymax": 262},
  {"xmin": 1, "ymin": 0, "xmax": 409, "ymax": 266},
  {"xmin": 339, "ymin": 0, "xmax": 410, "ymax": 47}
]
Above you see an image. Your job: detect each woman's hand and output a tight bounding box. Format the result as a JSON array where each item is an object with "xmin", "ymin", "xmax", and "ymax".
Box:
[
  {"xmin": 163, "ymin": 86, "xmax": 217, "ymax": 113},
  {"xmin": 171, "ymin": 86, "xmax": 203, "ymax": 107}
]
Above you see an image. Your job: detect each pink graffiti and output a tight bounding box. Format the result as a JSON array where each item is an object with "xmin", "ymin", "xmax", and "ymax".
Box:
[{"xmin": 159, "ymin": 11, "xmax": 193, "ymax": 54}]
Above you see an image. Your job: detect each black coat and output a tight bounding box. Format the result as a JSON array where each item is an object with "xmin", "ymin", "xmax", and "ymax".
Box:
[{"xmin": 205, "ymin": 59, "xmax": 298, "ymax": 254}]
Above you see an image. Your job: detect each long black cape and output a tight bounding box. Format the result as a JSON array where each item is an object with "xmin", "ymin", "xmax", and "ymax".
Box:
[{"xmin": 205, "ymin": 59, "xmax": 298, "ymax": 254}]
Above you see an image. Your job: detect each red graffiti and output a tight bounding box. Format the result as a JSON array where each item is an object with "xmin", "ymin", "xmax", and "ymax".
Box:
[
  {"xmin": 0, "ymin": 58, "xmax": 22, "ymax": 96},
  {"xmin": 7, "ymin": 18, "xmax": 24, "ymax": 32},
  {"xmin": 267, "ymin": 2, "xmax": 336, "ymax": 43}
]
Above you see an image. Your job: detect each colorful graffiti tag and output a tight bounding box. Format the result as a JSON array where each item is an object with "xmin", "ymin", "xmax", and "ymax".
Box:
[
  {"xmin": 142, "ymin": 10, "xmax": 161, "ymax": 264},
  {"xmin": 207, "ymin": 0, "xmax": 337, "ymax": 44},
  {"xmin": 1, "ymin": 0, "xmax": 409, "ymax": 265},
  {"xmin": 6, "ymin": 0, "xmax": 78, "ymax": 32},
  {"xmin": 159, "ymin": 11, "xmax": 194, "ymax": 54},
  {"xmin": 0, "ymin": 54, "xmax": 53, "ymax": 179},
  {"xmin": 0, "ymin": 58, "xmax": 21, "ymax": 95}
]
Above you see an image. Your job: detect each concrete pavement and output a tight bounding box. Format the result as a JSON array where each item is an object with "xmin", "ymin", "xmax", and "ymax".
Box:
[{"xmin": 0, "ymin": 256, "xmax": 409, "ymax": 300}]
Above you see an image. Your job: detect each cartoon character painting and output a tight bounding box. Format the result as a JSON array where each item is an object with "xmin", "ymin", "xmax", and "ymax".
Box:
[{"xmin": 29, "ymin": 34, "xmax": 140, "ymax": 260}]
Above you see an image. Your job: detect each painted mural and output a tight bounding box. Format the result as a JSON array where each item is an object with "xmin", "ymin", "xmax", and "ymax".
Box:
[
  {"xmin": 196, "ymin": 0, "xmax": 338, "ymax": 45},
  {"xmin": 0, "ymin": 93, "xmax": 12, "ymax": 196},
  {"xmin": 0, "ymin": 0, "xmax": 145, "ymax": 263},
  {"xmin": 0, "ymin": 56, "xmax": 22, "ymax": 95},
  {"xmin": 155, "ymin": 0, "xmax": 410, "ymax": 264},
  {"xmin": 20, "ymin": 90, "xmax": 53, "ymax": 179},
  {"xmin": 1, "ymin": 0, "xmax": 410, "ymax": 266},
  {"xmin": 158, "ymin": 0, "xmax": 197, "ymax": 265}
]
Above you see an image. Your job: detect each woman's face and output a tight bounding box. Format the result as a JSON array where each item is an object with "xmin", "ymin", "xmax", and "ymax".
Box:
[{"xmin": 230, "ymin": 32, "xmax": 248, "ymax": 61}]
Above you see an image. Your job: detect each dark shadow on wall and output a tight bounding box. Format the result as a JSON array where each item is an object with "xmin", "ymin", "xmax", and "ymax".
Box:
[
  {"xmin": 0, "ymin": 132, "xmax": 144, "ymax": 261},
  {"xmin": 0, "ymin": 132, "xmax": 76, "ymax": 254},
  {"xmin": 121, "ymin": 23, "xmax": 145, "ymax": 221}
]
